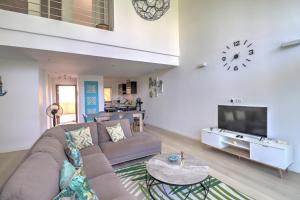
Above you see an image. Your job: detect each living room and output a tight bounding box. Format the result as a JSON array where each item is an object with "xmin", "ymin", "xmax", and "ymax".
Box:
[{"xmin": 1, "ymin": 0, "xmax": 300, "ymax": 200}]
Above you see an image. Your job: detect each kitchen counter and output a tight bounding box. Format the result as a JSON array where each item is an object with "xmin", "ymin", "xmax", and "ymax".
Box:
[{"xmin": 104, "ymin": 105, "xmax": 137, "ymax": 112}]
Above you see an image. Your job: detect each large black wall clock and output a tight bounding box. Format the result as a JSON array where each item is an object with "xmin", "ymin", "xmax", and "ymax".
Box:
[{"xmin": 221, "ymin": 40, "xmax": 255, "ymax": 71}]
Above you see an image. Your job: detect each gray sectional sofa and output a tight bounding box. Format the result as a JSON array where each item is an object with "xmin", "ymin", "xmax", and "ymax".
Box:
[{"xmin": 0, "ymin": 119, "xmax": 161, "ymax": 200}]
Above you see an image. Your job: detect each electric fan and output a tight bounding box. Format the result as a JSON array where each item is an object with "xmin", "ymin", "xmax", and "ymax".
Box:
[{"xmin": 46, "ymin": 103, "xmax": 63, "ymax": 127}]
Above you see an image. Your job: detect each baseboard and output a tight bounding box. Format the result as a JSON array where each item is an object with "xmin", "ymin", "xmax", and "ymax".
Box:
[{"xmin": 145, "ymin": 123, "xmax": 201, "ymax": 141}]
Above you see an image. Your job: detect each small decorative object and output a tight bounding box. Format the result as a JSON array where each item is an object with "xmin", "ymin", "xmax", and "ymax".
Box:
[
  {"xmin": 149, "ymin": 77, "xmax": 153, "ymax": 89},
  {"xmin": 152, "ymin": 78, "xmax": 157, "ymax": 88},
  {"xmin": 132, "ymin": 0, "xmax": 170, "ymax": 21},
  {"xmin": 95, "ymin": 23, "xmax": 109, "ymax": 30},
  {"xmin": 0, "ymin": 76, "xmax": 7, "ymax": 96},
  {"xmin": 153, "ymin": 87, "xmax": 158, "ymax": 97},
  {"xmin": 221, "ymin": 40, "xmax": 255, "ymax": 71},
  {"xmin": 180, "ymin": 151, "xmax": 184, "ymax": 166},
  {"xmin": 46, "ymin": 103, "xmax": 63, "ymax": 127},
  {"xmin": 157, "ymin": 80, "xmax": 163, "ymax": 94},
  {"xmin": 149, "ymin": 90, "xmax": 153, "ymax": 98},
  {"xmin": 167, "ymin": 154, "xmax": 179, "ymax": 162},
  {"xmin": 136, "ymin": 97, "xmax": 143, "ymax": 111}
]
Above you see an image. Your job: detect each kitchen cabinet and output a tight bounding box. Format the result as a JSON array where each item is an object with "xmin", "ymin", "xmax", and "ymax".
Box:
[
  {"xmin": 118, "ymin": 84, "xmax": 126, "ymax": 95},
  {"xmin": 118, "ymin": 81, "xmax": 137, "ymax": 95}
]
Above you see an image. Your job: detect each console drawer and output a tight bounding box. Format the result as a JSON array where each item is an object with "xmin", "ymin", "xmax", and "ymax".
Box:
[
  {"xmin": 201, "ymin": 131, "xmax": 226, "ymax": 149},
  {"xmin": 250, "ymin": 143, "xmax": 286, "ymax": 169}
]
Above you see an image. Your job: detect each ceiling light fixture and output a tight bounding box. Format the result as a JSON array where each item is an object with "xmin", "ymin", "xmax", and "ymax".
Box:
[{"xmin": 132, "ymin": 0, "xmax": 170, "ymax": 21}]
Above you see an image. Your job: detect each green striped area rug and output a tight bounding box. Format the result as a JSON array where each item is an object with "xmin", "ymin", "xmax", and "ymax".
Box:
[{"xmin": 115, "ymin": 163, "xmax": 254, "ymax": 200}]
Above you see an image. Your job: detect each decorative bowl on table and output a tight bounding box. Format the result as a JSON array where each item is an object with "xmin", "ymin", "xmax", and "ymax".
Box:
[{"xmin": 167, "ymin": 154, "xmax": 180, "ymax": 163}]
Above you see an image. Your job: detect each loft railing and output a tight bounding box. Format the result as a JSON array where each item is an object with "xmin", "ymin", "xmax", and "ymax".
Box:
[{"xmin": 0, "ymin": 0, "xmax": 114, "ymax": 31}]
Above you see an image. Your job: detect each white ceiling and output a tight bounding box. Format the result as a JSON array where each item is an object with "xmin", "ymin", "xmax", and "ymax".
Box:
[{"xmin": 0, "ymin": 45, "xmax": 175, "ymax": 78}]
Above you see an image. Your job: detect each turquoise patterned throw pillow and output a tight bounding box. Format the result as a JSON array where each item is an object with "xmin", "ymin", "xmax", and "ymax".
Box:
[
  {"xmin": 65, "ymin": 131, "xmax": 74, "ymax": 143},
  {"xmin": 60, "ymin": 160, "xmax": 76, "ymax": 190},
  {"xmin": 53, "ymin": 187, "xmax": 75, "ymax": 200},
  {"xmin": 64, "ymin": 140, "xmax": 83, "ymax": 168},
  {"xmin": 54, "ymin": 168, "xmax": 99, "ymax": 200}
]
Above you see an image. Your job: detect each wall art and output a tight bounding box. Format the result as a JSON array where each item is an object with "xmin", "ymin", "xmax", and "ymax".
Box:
[{"xmin": 149, "ymin": 77, "xmax": 163, "ymax": 98}]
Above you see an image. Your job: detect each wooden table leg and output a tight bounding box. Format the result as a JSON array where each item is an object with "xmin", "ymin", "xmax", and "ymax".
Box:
[
  {"xmin": 139, "ymin": 113, "xmax": 143, "ymax": 132},
  {"xmin": 279, "ymin": 169, "xmax": 283, "ymax": 178},
  {"xmin": 133, "ymin": 113, "xmax": 144, "ymax": 133}
]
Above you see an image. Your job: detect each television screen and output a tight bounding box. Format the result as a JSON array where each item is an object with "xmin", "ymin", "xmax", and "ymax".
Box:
[{"xmin": 218, "ymin": 105, "xmax": 267, "ymax": 137}]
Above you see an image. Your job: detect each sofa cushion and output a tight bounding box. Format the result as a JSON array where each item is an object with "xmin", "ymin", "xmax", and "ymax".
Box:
[
  {"xmin": 61, "ymin": 122, "xmax": 98, "ymax": 146},
  {"xmin": 82, "ymin": 153, "xmax": 113, "ymax": 179},
  {"xmin": 65, "ymin": 141, "xmax": 83, "ymax": 168},
  {"xmin": 66, "ymin": 127, "xmax": 94, "ymax": 150},
  {"xmin": 106, "ymin": 123, "xmax": 127, "ymax": 142},
  {"xmin": 98, "ymin": 119, "xmax": 133, "ymax": 143},
  {"xmin": 54, "ymin": 167, "xmax": 99, "ymax": 200},
  {"xmin": 80, "ymin": 145, "xmax": 103, "ymax": 157},
  {"xmin": 100, "ymin": 132, "xmax": 161, "ymax": 165},
  {"xmin": 59, "ymin": 160, "xmax": 76, "ymax": 190},
  {"xmin": 44, "ymin": 126, "xmax": 66, "ymax": 145},
  {"xmin": 89, "ymin": 173, "xmax": 134, "ymax": 200},
  {"xmin": 43, "ymin": 123, "xmax": 98, "ymax": 151},
  {"xmin": 0, "ymin": 152, "xmax": 60, "ymax": 200},
  {"xmin": 30, "ymin": 136, "xmax": 67, "ymax": 165}
]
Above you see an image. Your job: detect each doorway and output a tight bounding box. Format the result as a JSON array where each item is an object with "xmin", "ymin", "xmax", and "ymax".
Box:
[{"xmin": 56, "ymin": 85, "xmax": 77, "ymax": 124}]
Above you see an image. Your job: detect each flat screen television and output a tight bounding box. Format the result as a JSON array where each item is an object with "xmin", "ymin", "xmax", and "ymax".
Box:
[{"xmin": 218, "ymin": 105, "xmax": 267, "ymax": 137}]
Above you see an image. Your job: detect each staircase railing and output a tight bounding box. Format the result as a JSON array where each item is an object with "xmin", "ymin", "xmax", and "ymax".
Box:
[{"xmin": 0, "ymin": 0, "xmax": 113, "ymax": 30}]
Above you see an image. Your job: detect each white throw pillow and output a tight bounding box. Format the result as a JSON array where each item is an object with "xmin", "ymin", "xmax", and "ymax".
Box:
[
  {"xmin": 68, "ymin": 127, "xmax": 94, "ymax": 150},
  {"xmin": 106, "ymin": 123, "xmax": 126, "ymax": 142}
]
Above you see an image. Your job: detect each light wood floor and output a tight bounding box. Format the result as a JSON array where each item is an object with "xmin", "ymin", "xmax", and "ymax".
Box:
[
  {"xmin": 0, "ymin": 150, "xmax": 28, "ymax": 188},
  {"xmin": 1, "ymin": 126, "xmax": 300, "ymax": 200}
]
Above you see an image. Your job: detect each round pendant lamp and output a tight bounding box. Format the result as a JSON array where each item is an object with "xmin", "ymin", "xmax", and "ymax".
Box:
[{"xmin": 132, "ymin": 0, "xmax": 170, "ymax": 21}]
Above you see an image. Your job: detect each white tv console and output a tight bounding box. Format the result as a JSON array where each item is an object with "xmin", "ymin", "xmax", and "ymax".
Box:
[{"xmin": 201, "ymin": 128, "xmax": 293, "ymax": 177}]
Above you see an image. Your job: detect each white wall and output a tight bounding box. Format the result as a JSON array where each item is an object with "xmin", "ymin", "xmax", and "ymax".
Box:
[
  {"xmin": 38, "ymin": 68, "xmax": 50, "ymax": 133},
  {"xmin": 139, "ymin": 0, "xmax": 300, "ymax": 173},
  {"xmin": 78, "ymin": 75, "xmax": 104, "ymax": 122},
  {"xmin": 113, "ymin": 0, "xmax": 179, "ymax": 55},
  {"xmin": 0, "ymin": 0, "xmax": 179, "ymax": 65},
  {"xmin": 0, "ymin": 59, "xmax": 41, "ymax": 152}
]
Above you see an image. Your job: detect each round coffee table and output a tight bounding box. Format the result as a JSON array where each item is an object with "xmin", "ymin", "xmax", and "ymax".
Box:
[{"xmin": 146, "ymin": 154, "xmax": 210, "ymax": 200}]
